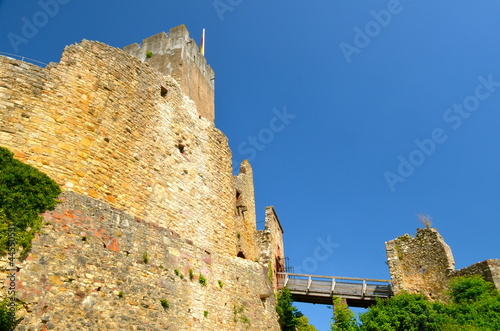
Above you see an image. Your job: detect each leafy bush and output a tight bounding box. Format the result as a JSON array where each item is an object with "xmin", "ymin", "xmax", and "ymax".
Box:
[
  {"xmin": 331, "ymin": 297, "xmax": 358, "ymax": 331},
  {"xmin": 344, "ymin": 275, "xmax": 500, "ymax": 331},
  {"xmin": 276, "ymin": 287, "xmax": 318, "ymax": 331},
  {"xmin": 0, "ymin": 147, "xmax": 61, "ymax": 256},
  {"xmin": 359, "ymin": 292, "xmax": 443, "ymax": 331},
  {"xmin": 0, "ymin": 297, "xmax": 16, "ymax": 330},
  {"xmin": 276, "ymin": 288, "xmax": 298, "ymax": 329},
  {"xmin": 448, "ymin": 274, "xmax": 495, "ymax": 304}
]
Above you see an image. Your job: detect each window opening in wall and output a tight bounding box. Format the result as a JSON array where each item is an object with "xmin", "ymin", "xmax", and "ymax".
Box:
[
  {"xmin": 161, "ymin": 84, "xmax": 168, "ymax": 97},
  {"xmin": 275, "ymin": 256, "xmax": 284, "ymax": 273},
  {"xmin": 236, "ymin": 190, "xmax": 247, "ymax": 216},
  {"xmin": 177, "ymin": 143, "xmax": 185, "ymax": 154}
]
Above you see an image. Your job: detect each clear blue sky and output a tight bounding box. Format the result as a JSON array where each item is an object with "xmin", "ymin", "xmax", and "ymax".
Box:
[{"xmin": 2, "ymin": 1, "xmax": 500, "ymax": 329}]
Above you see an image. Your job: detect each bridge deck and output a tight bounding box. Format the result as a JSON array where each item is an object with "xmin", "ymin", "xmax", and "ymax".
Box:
[{"xmin": 277, "ymin": 272, "xmax": 393, "ymax": 308}]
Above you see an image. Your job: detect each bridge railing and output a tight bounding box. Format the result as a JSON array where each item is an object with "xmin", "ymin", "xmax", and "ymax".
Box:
[{"xmin": 277, "ymin": 272, "xmax": 393, "ymax": 299}]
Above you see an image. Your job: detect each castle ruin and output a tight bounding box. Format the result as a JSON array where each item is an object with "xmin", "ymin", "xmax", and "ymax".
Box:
[
  {"xmin": 0, "ymin": 25, "xmax": 284, "ymax": 330},
  {"xmin": 2, "ymin": 22, "xmax": 500, "ymax": 330},
  {"xmin": 386, "ymin": 227, "xmax": 500, "ymax": 301}
]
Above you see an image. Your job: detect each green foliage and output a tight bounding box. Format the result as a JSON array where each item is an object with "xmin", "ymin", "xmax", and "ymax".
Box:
[
  {"xmin": 331, "ymin": 297, "xmax": 358, "ymax": 331},
  {"xmin": 160, "ymin": 299, "xmax": 169, "ymax": 309},
  {"xmin": 146, "ymin": 51, "xmax": 153, "ymax": 58},
  {"xmin": 276, "ymin": 287, "xmax": 301, "ymax": 330},
  {"xmin": 359, "ymin": 292, "xmax": 443, "ymax": 331},
  {"xmin": 440, "ymin": 275, "xmax": 500, "ymax": 330},
  {"xmin": 268, "ymin": 261, "xmax": 273, "ymax": 283},
  {"xmin": 448, "ymin": 274, "xmax": 495, "ymax": 304},
  {"xmin": 218, "ymin": 280, "xmax": 223, "ymax": 288},
  {"xmin": 357, "ymin": 276, "xmax": 500, "ymax": 331},
  {"xmin": 199, "ymin": 274, "xmax": 207, "ymax": 286},
  {"xmin": 233, "ymin": 305, "xmax": 251, "ymax": 326},
  {"xmin": 297, "ymin": 315, "xmax": 319, "ymax": 331},
  {"xmin": 0, "ymin": 147, "xmax": 61, "ymax": 256},
  {"xmin": 189, "ymin": 269, "xmax": 194, "ymax": 280},
  {"xmin": 117, "ymin": 291, "xmax": 124, "ymax": 298},
  {"xmin": 174, "ymin": 269, "xmax": 184, "ymax": 279},
  {"xmin": 0, "ymin": 297, "xmax": 16, "ymax": 330},
  {"xmin": 142, "ymin": 251, "xmax": 149, "ymax": 264},
  {"xmin": 203, "ymin": 310, "xmax": 209, "ymax": 317}
]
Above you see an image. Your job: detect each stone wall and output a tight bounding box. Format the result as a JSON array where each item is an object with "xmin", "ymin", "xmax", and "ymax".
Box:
[
  {"xmin": 0, "ymin": 39, "xmax": 234, "ymax": 258},
  {"xmin": 453, "ymin": 259, "xmax": 500, "ymax": 291},
  {"xmin": 257, "ymin": 207, "xmax": 285, "ymax": 290},
  {"xmin": 0, "ymin": 27, "xmax": 285, "ymax": 329},
  {"xmin": 123, "ymin": 25, "xmax": 215, "ymax": 122},
  {"xmin": 385, "ymin": 228, "xmax": 455, "ymax": 301},
  {"xmin": 386, "ymin": 228, "xmax": 500, "ymax": 301},
  {"xmin": 9, "ymin": 192, "xmax": 279, "ymax": 330}
]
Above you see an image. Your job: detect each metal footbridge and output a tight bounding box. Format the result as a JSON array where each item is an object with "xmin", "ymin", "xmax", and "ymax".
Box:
[{"xmin": 277, "ymin": 272, "xmax": 393, "ymax": 308}]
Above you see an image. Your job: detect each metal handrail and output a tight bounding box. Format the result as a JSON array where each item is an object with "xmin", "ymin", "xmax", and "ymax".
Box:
[
  {"xmin": 0, "ymin": 51, "xmax": 48, "ymax": 66},
  {"xmin": 277, "ymin": 272, "xmax": 392, "ymax": 284}
]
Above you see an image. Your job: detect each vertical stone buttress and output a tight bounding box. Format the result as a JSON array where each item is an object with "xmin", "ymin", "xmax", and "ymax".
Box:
[
  {"xmin": 233, "ymin": 160, "xmax": 258, "ymax": 261},
  {"xmin": 123, "ymin": 25, "xmax": 215, "ymax": 122},
  {"xmin": 258, "ymin": 207, "xmax": 285, "ymax": 290}
]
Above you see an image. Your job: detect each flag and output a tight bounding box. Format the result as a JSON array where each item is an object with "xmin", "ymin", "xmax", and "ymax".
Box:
[{"xmin": 200, "ymin": 29, "xmax": 205, "ymax": 56}]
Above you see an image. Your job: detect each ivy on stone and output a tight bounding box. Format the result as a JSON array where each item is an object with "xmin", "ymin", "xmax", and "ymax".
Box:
[{"xmin": 0, "ymin": 147, "xmax": 61, "ymax": 256}]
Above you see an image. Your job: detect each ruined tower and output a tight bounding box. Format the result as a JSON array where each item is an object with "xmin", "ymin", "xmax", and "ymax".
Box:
[
  {"xmin": 386, "ymin": 227, "xmax": 500, "ymax": 301},
  {"xmin": 385, "ymin": 228, "xmax": 455, "ymax": 301},
  {"xmin": 123, "ymin": 25, "xmax": 215, "ymax": 122}
]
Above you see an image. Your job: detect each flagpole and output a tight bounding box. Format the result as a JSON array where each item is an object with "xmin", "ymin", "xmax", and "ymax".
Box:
[{"xmin": 200, "ymin": 28, "xmax": 205, "ymax": 56}]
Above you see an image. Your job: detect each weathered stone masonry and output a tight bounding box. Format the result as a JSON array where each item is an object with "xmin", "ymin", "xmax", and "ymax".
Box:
[
  {"xmin": 123, "ymin": 25, "xmax": 215, "ymax": 123},
  {"xmin": 386, "ymin": 227, "xmax": 500, "ymax": 301},
  {"xmin": 12, "ymin": 192, "xmax": 277, "ymax": 330},
  {"xmin": 0, "ymin": 25, "xmax": 283, "ymax": 329},
  {"xmin": 1, "ymin": 30, "xmax": 234, "ymax": 258},
  {"xmin": 385, "ymin": 228, "xmax": 455, "ymax": 301}
]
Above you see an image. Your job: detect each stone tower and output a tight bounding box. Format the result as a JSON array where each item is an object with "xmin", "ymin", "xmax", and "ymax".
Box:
[
  {"xmin": 123, "ymin": 25, "xmax": 215, "ymax": 122},
  {"xmin": 386, "ymin": 227, "xmax": 500, "ymax": 301},
  {"xmin": 385, "ymin": 228, "xmax": 455, "ymax": 301}
]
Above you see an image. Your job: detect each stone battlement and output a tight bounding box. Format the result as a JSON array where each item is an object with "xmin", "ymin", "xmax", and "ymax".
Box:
[{"xmin": 123, "ymin": 25, "xmax": 215, "ymax": 122}]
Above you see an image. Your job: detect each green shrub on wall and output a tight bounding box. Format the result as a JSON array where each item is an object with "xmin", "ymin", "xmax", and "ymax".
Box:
[
  {"xmin": 0, "ymin": 147, "xmax": 61, "ymax": 257},
  {"xmin": 0, "ymin": 297, "xmax": 16, "ymax": 330}
]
